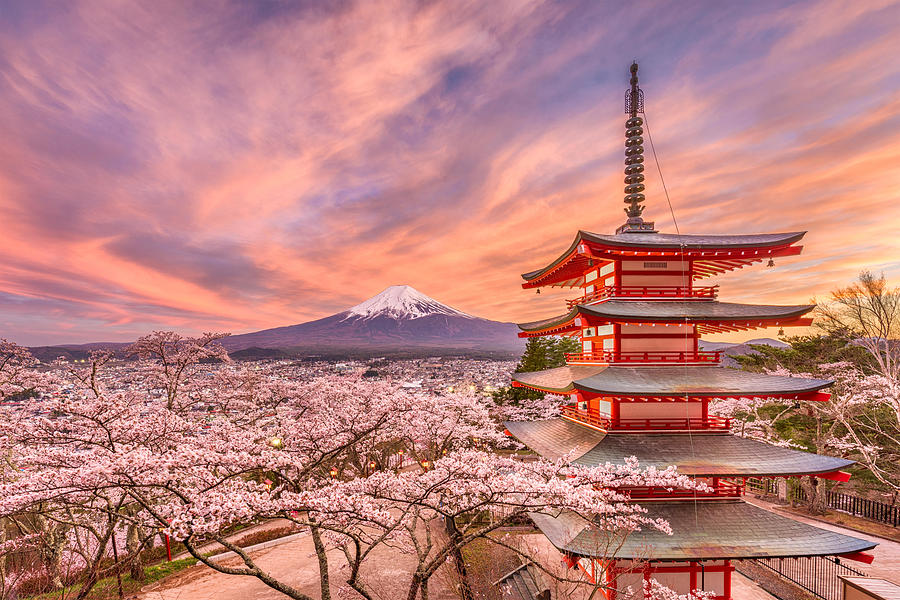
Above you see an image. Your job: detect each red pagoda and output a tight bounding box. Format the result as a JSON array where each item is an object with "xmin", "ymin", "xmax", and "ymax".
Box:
[{"xmin": 504, "ymin": 63, "xmax": 876, "ymax": 600}]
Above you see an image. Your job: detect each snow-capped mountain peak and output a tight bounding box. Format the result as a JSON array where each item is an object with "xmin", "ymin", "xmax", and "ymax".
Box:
[{"xmin": 345, "ymin": 285, "xmax": 474, "ymax": 320}]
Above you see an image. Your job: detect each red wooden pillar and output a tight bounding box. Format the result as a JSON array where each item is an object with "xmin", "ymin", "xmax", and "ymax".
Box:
[
  {"xmin": 607, "ymin": 561, "xmax": 617, "ymax": 600},
  {"xmin": 610, "ymin": 399, "xmax": 620, "ymax": 428},
  {"xmin": 723, "ymin": 560, "xmax": 733, "ymax": 600},
  {"xmin": 687, "ymin": 258, "xmax": 694, "ymax": 293},
  {"xmin": 614, "ymin": 323, "xmax": 621, "ymax": 361},
  {"xmin": 689, "ymin": 561, "xmax": 698, "ymax": 594}
]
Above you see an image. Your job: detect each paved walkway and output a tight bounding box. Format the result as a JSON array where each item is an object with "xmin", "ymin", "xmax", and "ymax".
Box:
[
  {"xmin": 731, "ymin": 572, "xmax": 777, "ymax": 599},
  {"xmin": 140, "ymin": 525, "xmax": 456, "ymax": 600},
  {"xmin": 170, "ymin": 518, "xmax": 298, "ymax": 561},
  {"xmin": 746, "ymin": 496, "xmax": 900, "ymax": 584},
  {"xmin": 140, "ymin": 500, "xmax": 899, "ymax": 599}
]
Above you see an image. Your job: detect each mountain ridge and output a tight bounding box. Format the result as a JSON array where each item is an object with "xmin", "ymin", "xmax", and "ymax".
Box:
[
  {"xmin": 27, "ymin": 289, "xmax": 793, "ymax": 361},
  {"xmin": 219, "ymin": 285, "xmax": 522, "ymax": 355}
]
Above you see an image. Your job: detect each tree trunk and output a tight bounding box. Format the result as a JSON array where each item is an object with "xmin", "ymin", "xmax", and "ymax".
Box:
[
  {"xmin": 309, "ymin": 523, "xmax": 331, "ymax": 600},
  {"xmin": 37, "ymin": 519, "xmax": 66, "ymax": 590},
  {"xmin": 405, "ymin": 572, "xmax": 422, "ymax": 600},
  {"xmin": 126, "ymin": 524, "xmax": 146, "ymax": 582},
  {"xmin": 443, "ymin": 517, "xmax": 474, "ymax": 600},
  {"xmin": 801, "ymin": 477, "xmax": 827, "ymax": 515}
]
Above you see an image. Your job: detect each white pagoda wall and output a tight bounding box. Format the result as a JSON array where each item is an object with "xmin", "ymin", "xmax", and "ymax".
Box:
[
  {"xmin": 609, "ymin": 560, "xmax": 728, "ymax": 599},
  {"xmin": 618, "ymin": 402, "xmax": 702, "ymax": 420},
  {"xmin": 619, "ymin": 259, "xmax": 690, "ymax": 288},
  {"xmin": 618, "ymin": 323, "xmax": 694, "ymax": 354}
]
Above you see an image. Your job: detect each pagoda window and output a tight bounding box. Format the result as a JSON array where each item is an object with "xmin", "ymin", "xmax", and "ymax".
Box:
[
  {"xmin": 583, "ymin": 340, "xmax": 593, "ymax": 353},
  {"xmin": 620, "ymin": 259, "xmax": 691, "ymax": 289},
  {"xmin": 585, "ymin": 269, "xmax": 599, "ymax": 283},
  {"xmin": 599, "ymin": 262, "xmax": 615, "ymax": 276},
  {"xmin": 619, "ymin": 259, "xmax": 688, "ymax": 272}
]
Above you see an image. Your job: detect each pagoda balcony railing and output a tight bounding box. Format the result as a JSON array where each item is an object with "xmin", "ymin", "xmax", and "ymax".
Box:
[
  {"xmin": 567, "ymin": 285, "xmax": 718, "ymax": 308},
  {"xmin": 565, "ymin": 350, "xmax": 721, "ymax": 365},
  {"xmin": 626, "ymin": 481, "xmax": 744, "ymax": 500},
  {"xmin": 560, "ymin": 405, "xmax": 732, "ymax": 432}
]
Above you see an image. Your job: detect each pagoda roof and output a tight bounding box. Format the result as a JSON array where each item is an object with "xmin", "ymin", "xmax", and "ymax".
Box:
[
  {"xmin": 579, "ymin": 300, "xmax": 815, "ymax": 323},
  {"xmin": 511, "ymin": 365, "xmax": 607, "ymax": 394},
  {"xmin": 521, "ymin": 230, "xmax": 806, "ymax": 288},
  {"xmin": 575, "ymin": 365, "xmax": 831, "ymax": 396},
  {"xmin": 517, "ymin": 301, "xmax": 815, "ymax": 335},
  {"xmin": 512, "ymin": 365, "xmax": 831, "ymax": 398},
  {"xmin": 504, "ymin": 418, "xmax": 853, "ymax": 476},
  {"xmin": 529, "ymin": 499, "xmax": 876, "ymax": 560}
]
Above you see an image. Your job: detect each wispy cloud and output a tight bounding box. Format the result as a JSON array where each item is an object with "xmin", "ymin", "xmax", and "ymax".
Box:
[{"xmin": 1, "ymin": 0, "xmax": 899, "ymax": 344}]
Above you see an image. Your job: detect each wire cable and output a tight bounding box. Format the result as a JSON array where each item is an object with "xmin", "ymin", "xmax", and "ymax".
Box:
[{"xmin": 644, "ymin": 111, "xmax": 700, "ymax": 528}]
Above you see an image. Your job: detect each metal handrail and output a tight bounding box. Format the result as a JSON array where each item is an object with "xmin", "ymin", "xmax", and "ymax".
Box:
[{"xmin": 567, "ymin": 285, "xmax": 718, "ymax": 308}]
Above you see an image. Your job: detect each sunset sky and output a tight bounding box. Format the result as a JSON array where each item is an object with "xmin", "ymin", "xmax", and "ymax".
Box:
[{"xmin": 2, "ymin": 0, "xmax": 900, "ymax": 346}]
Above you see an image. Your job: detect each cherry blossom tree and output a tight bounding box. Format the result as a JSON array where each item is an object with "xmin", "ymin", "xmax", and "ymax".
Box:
[
  {"xmin": 0, "ymin": 333, "xmax": 698, "ymax": 600},
  {"xmin": 816, "ymin": 272, "xmax": 900, "ymax": 491},
  {"xmin": 126, "ymin": 330, "xmax": 230, "ymax": 409},
  {"xmin": 0, "ymin": 339, "xmax": 42, "ymax": 401}
]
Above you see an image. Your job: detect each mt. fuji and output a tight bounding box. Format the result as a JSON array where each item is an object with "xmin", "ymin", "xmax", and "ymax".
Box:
[
  {"xmin": 221, "ymin": 285, "xmax": 523, "ymax": 356},
  {"xmin": 344, "ymin": 285, "xmax": 474, "ymax": 321}
]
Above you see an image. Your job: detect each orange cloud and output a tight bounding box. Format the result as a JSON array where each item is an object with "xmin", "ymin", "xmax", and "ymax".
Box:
[{"xmin": 0, "ymin": 0, "xmax": 898, "ymax": 345}]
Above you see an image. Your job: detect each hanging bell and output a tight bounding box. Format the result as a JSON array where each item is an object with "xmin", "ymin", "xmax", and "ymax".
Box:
[
  {"xmin": 536, "ymin": 288, "xmax": 541, "ymax": 294},
  {"xmin": 778, "ymin": 327, "xmax": 785, "ymax": 337},
  {"xmin": 767, "ymin": 258, "xmax": 775, "ymax": 268}
]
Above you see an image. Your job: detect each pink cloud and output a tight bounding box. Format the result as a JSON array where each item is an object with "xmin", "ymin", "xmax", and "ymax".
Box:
[{"xmin": 0, "ymin": 0, "xmax": 898, "ymax": 345}]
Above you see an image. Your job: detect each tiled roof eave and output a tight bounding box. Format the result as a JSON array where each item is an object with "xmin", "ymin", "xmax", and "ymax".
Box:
[
  {"xmin": 521, "ymin": 231, "xmax": 807, "ymax": 283},
  {"xmin": 530, "ymin": 499, "xmax": 876, "ymax": 561}
]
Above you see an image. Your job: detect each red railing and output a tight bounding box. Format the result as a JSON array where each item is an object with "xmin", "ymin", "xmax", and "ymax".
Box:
[
  {"xmin": 612, "ymin": 415, "xmax": 732, "ymax": 431},
  {"xmin": 565, "ymin": 350, "xmax": 721, "ymax": 364},
  {"xmin": 626, "ymin": 480, "xmax": 744, "ymax": 499},
  {"xmin": 567, "ymin": 285, "xmax": 718, "ymax": 308},
  {"xmin": 560, "ymin": 405, "xmax": 731, "ymax": 432},
  {"xmin": 559, "ymin": 405, "xmax": 612, "ymax": 430}
]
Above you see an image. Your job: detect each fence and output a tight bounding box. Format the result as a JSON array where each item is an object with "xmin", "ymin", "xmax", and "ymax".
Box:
[
  {"xmin": 791, "ymin": 487, "xmax": 900, "ymax": 528},
  {"xmin": 746, "ymin": 478, "xmax": 900, "ymax": 528},
  {"xmin": 822, "ymin": 490, "xmax": 900, "ymax": 527},
  {"xmin": 746, "ymin": 477, "xmax": 779, "ymax": 496},
  {"xmin": 748, "ymin": 556, "xmax": 867, "ymax": 600}
]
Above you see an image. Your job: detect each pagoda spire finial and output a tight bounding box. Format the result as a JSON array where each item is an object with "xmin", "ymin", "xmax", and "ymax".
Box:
[{"xmin": 617, "ymin": 61, "xmax": 656, "ymax": 234}]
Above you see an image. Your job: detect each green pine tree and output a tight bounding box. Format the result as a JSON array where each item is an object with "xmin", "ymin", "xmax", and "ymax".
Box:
[{"xmin": 493, "ymin": 336, "xmax": 580, "ymax": 406}]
